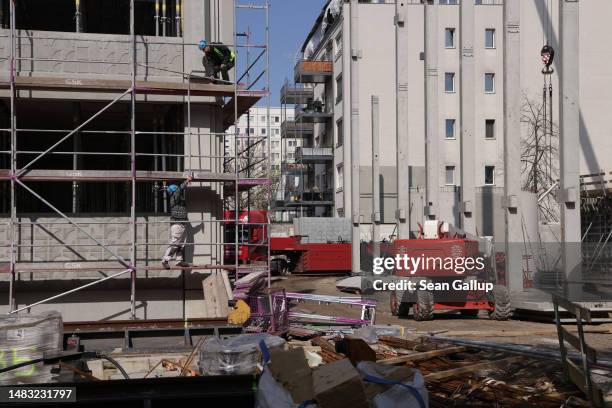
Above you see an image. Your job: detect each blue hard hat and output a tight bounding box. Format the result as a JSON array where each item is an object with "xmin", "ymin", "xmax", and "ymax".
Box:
[
  {"xmin": 167, "ymin": 184, "xmax": 178, "ymax": 193},
  {"xmin": 198, "ymin": 40, "xmax": 207, "ymax": 50}
]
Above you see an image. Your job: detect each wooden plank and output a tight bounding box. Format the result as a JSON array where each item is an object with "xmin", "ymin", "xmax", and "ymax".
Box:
[
  {"xmin": 424, "ymin": 356, "xmax": 522, "ymax": 381},
  {"xmin": 202, "ymin": 272, "xmax": 229, "ymax": 319},
  {"xmin": 379, "ymin": 346, "xmax": 466, "ymax": 365},
  {"xmin": 221, "ymin": 270, "xmax": 234, "ymax": 301},
  {"xmin": 552, "ymin": 294, "xmax": 592, "ymax": 322},
  {"xmin": 566, "ymin": 358, "xmax": 588, "ymax": 394},
  {"xmin": 560, "ymin": 326, "xmax": 598, "ymax": 362}
]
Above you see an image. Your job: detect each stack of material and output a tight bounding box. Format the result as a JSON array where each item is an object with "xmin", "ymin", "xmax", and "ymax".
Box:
[
  {"xmin": 201, "ymin": 270, "xmax": 233, "ymax": 318},
  {"xmin": 0, "ymin": 311, "xmax": 63, "ymax": 385},
  {"xmin": 282, "ymin": 335, "xmax": 592, "ymax": 407},
  {"xmin": 233, "ymin": 271, "xmax": 267, "ymax": 300}
]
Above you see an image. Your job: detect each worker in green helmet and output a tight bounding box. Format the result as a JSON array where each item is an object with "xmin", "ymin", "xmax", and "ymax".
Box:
[{"xmin": 198, "ymin": 40, "xmax": 236, "ymax": 83}]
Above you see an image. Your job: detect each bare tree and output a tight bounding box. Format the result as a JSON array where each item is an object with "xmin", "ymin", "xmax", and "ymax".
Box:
[{"xmin": 521, "ymin": 94, "xmax": 559, "ymax": 222}]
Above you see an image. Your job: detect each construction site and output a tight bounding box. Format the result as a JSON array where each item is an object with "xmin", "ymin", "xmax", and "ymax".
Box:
[{"xmin": 0, "ymin": 0, "xmax": 611, "ymax": 407}]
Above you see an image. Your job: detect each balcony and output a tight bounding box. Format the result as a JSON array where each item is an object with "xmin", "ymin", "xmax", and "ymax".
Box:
[
  {"xmin": 295, "ymin": 147, "xmax": 333, "ymax": 163},
  {"xmin": 284, "ymin": 190, "xmax": 334, "ymax": 206},
  {"xmin": 294, "ymin": 60, "xmax": 333, "ymax": 83},
  {"xmin": 281, "ymin": 120, "xmax": 314, "ymax": 138},
  {"xmin": 282, "ymin": 163, "xmax": 309, "ymax": 173},
  {"xmin": 280, "ymin": 84, "xmax": 314, "ymax": 105},
  {"xmin": 294, "ymin": 100, "xmax": 334, "ymax": 123}
]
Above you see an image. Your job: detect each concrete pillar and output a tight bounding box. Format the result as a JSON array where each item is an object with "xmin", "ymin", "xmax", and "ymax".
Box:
[
  {"xmin": 459, "ymin": 0, "xmax": 476, "ymax": 234},
  {"xmin": 395, "ymin": 0, "xmax": 410, "ymax": 238},
  {"xmin": 502, "ymin": 0, "xmax": 524, "ymax": 293},
  {"xmin": 424, "ymin": 1, "xmax": 439, "ymax": 221},
  {"xmin": 559, "ymin": 0, "xmax": 581, "ymax": 297},
  {"xmin": 349, "ymin": 0, "xmax": 361, "ymax": 274},
  {"xmin": 371, "ymin": 96, "xmax": 380, "ymax": 258}
]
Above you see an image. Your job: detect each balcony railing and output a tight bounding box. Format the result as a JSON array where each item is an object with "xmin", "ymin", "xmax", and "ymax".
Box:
[
  {"xmin": 296, "ymin": 147, "xmax": 333, "ymax": 163},
  {"xmin": 294, "ymin": 60, "xmax": 333, "ymax": 83},
  {"xmin": 280, "ymin": 120, "xmax": 314, "ymax": 138},
  {"xmin": 280, "ymin": 84, "xmax": 314, "ymax": 105},
  {"xmin": 284, "ymin": 190, "xmax": 334, "ymax": 206}
]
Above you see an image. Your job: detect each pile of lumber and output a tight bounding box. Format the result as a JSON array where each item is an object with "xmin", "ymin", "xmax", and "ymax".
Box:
[
  {"xmin": 286, "ymin": 333, "xmax": 591, "ymax": 407},
  {"xmin": 233, "ymin": 271, "xmax": 267, "ymax": 300}
]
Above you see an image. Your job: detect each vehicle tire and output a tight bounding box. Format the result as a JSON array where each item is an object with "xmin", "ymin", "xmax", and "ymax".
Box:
[
  {"xmin": 390, "ymin": 291, "xmax": 410, "ymax": 317},
  {"xmin": 489, "ymin": 285, "xmax": 513, "ymax": 321},
  {"xmin": 413, "ymin": 290, "xmax": 434, "ymax": 321},
  {"xmin": 459, "ymin": 309, "xmax": 480, "ymax": 317}
]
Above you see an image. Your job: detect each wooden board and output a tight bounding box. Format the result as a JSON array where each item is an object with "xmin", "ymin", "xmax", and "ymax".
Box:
[
  {"xmin": 202, "ymin": 271, "xmax": 230, "ymax": 319},
  {"xmin": 379, "ymin": 346, "xmax": 466, "ymax": 365},
  {"xmin": 424, "ymin": 356, "xmax": 522, "ymax": 381}
]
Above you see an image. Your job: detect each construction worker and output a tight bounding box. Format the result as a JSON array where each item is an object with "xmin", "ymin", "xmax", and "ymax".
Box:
[
  {"xmin": 162, "ymin": 174, "xmax": 193, "ymax": 268},
  {"xmin": 199, "ymin": 40, "xmax": 235, "ymax": 83}
]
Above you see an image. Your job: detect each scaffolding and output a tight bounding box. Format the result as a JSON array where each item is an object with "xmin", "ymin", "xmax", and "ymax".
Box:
[{"xmin": 0, "ymin": 0, "xmax": 271, "ymax": 319}]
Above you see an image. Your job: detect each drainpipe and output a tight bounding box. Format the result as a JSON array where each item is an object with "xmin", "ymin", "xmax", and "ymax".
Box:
[
  {"xmin": 349, "ymin": 0, "xmax": 361, "ymax": 275},
  {"xmin": 371, "ymin": 96, "xmax": 380, "ymax": 259},
  {"xmin": 162, "ymin": 0, "xmax": 167, "ymax": 37},
  {"xmin": 75, "ymin": 0, "xmax": 83, "ymax": 32},
  {"xmin": 175, "ymin": 0, "xmax": 182, "ymax": 37},
  {"xmin": 395, "ymin": 0, "xmax": 410, "ymax": 239},
  {"xmin": 155, "ymin": 0, "xmax": 160, "ymax": 36},
  {"xmin": 424, "ymin": 1, "xmax": 439, "ymax": 221}
]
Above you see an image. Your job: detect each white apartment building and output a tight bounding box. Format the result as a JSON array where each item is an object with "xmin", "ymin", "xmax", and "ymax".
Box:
[
  {"xmin": 226, "ymin": 107, "xmax": 299, "ymax": 173},
  {"xmin": 290, "ymin": 0, "xmax": 612, "ymax": 246}
]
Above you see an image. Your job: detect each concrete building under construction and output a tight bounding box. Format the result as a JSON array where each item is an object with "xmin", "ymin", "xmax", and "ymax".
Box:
[{"xmin": 0, "ymin": 0, "xmax": 271, "ymax": 321}]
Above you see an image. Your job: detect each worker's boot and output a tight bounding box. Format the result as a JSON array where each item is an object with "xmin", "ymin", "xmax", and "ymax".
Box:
[
  {"xmin": 175, "ymin": 260, "xmax": 190, "ymax": 268},
  {"xmin": 161, "ymin": 260, "xmax": 170, "ymax": 269}
]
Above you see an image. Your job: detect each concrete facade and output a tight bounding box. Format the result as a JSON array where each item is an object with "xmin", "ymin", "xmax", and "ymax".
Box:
[{"xmin": 0, "ymin": 0, "xmax": 237, "ymax": 320}]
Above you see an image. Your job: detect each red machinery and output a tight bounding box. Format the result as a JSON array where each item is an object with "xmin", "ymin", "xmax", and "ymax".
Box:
[
  {"xmin": 388, "ymin": 232, "xmax": 512, "ymax": 321},
  {"xmin": 223, "ymin": 211, "xmax": 351, "ymax": 274}
]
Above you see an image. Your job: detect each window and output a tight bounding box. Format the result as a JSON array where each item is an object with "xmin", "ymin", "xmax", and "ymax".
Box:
[
  {"xmin": 336, "ymin": 164, "xmax": 344, "ymax": 191},
  {"xmin": 236, "ymin": 127, "xmax": 240, "ymax": 134},
  {"xmin": 485, "ymin": 73, "xmax": 495, "ymax": 93},
  {"xmin": 440, "ymin": 0, "xmax": 458, "ymax": 4},
  {"xmin": 445, "ymin": 73, "xmax": 455, "ymax": 92},
  {"xmin": 249, "ymin": 128, "xmax": 255, "ymax": 134},
  {"xmin": 485, "ymin": 29, "xmax": 495, "ymax": 49},
  {"xmin": 485, "ymin": 119, "xmax": 495, "ymax": 139},
  {"xmin": 335, "ymin": 33, "xmax": 343, "ymax": 57},
  {"xmin": 272, "ymin": 141, "xmax": 280, "ymax": 148},
  {"xmin": 288, "ymin": 153, "xmax": 295, "ymax": 160},
  {"xmin": 288, "ymin": 140, "xmax": 297, "ymax": 147},
  {"xmin": 335, "ymin": 74, "xmax": 343, "ymax": 103},
  {"xmin": 445, "ymin": 28, "xmax": 455, "ymax": 48},
  {"xmin": 274, "ymin": 128, "xmax": 280, "ymax": 135},
  {"xmin": 272, "ymin": 153, "xmax": 280, "ymax": 161},
  {"xmin": 445, "ymin": 166, "xmax": 455, "ymax": 185},
  {"xmin": 274, "ymin": 116, "xmax": 280, "ymax": 123},
  {"xmin": 261, "ymin": 115, "xmax": 266, "ymax": 123},
  {"xmin": 484, "ymin": 166, "xmax": 495, "ymax": 185},
  {"xmin": 261, "ymin": 128, "xmax": 266, "ymax": 135},
  {"xmin": 336, "ymin": 119, "xmax": 344, "ymax": 147},
  {"xmin": 445, "ymin": 119, "xmax": 456, "ymax": 139}
]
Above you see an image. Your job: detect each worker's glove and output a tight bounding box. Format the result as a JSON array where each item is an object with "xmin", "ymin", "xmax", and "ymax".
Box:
[{"xmin": 220, "ymin": 64, "xmax": 227, "ymax": 70}]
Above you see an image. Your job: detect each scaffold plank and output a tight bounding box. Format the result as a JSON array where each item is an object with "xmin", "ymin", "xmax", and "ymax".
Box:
[
  {"xmin": 0, "ymin": 76, "xmax": 236, "ymax": 97},
  {"xmin": 222, "ymin": 94, "xmax": 262, "ymax": 127}
]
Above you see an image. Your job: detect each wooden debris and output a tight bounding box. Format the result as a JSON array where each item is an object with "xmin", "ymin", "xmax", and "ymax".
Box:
[
  {"xmin": 202, "ymin": 271, "xmax": 231, "ymax": 318},
  {"xmin": 379, "ymin": 346, "xmax": 466, "ymax": 365},
  {"xmin": 424, "ymin": 356, "xmax": 523, "ymax": 381}
]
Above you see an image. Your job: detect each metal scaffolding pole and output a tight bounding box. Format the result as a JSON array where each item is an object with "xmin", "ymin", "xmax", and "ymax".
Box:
[
  {"xmin": 8, "ymin": 0, "xmax": 16, "ymax": 312},
  {"xmin": 424, "ymin": 1, "xmax": 439, "ymax": 221},
  {"xmin": 265, "ymin": 0, "xmax": 271, "ymax": 288},
  {"xmin": 129, "ymin": 0, "xmax": 138, "ymax": 319}
]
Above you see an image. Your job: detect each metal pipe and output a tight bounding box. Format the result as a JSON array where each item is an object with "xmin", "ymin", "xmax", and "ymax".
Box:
[
  {"xmin": 161, "ymin": 0, "xmax": 167, "ymax": 37},
  {"xmin": 130, "ymin": 0, "xmax": 137, "ymax": 319},
  {"xmin": 8, "ymin": 0, "xmax": 16, "ymax": 311},
  {"xmin": 175, "ymin": 0, "xmax": 182, "ymax": 37},
  {"xmin": 265, "ymin": 0, "xmax": 271, "ymax": 288},
  {"xmin": 16, "ymin": 88, "xmax": 132, "ymax": 176},
  {"xmin": 9, "ymin": 269, "xmax": 132, "ymax": 314},
  {"xmin": 155, "ymin": 0, "xmax": 160, "ymax": 36},
  {"xmin": 349, "ymin": 0, "xmax": 361, "ymax": 274},
  {"xmin": 75, "ymin": 0, "xmax": 83, "ymax": 33},
  {"xmin": 371, "ymin": 95, "xmax": 380, "ymax": 259}
]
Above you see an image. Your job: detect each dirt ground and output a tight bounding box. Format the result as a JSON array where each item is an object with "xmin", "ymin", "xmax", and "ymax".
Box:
[{"xmin": 272, "ymin": 275, "xmax": 612, "ymax": 354}]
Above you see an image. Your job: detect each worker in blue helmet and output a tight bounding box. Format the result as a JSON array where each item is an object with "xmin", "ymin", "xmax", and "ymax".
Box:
[
  {"xmin": 199, "ymin": 39, "xmax": 235, "ymax": 84},
  {"xmin": 162, "ymin": 174, "xmax": 193, "ymax": 269}
]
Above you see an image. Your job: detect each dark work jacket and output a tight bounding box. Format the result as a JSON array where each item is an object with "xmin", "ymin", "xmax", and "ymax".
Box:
[
  {"xmin": 206, "ymin": 43, "xmax": 235, "ymax": 66},
  {"xmin": 168, "ymin": 180, "xmax": 188, "ymax": 221}
]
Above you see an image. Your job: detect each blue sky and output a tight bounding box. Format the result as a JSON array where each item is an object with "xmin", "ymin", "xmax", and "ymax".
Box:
[{"xmin": 236, "ymin": 0, "xmax": 327, "ymax": 106}]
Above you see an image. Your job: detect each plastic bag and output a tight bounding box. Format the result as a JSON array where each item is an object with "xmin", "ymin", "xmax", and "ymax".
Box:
[
  {"xmin": 198, "ymin": 333, "xmax": 285, "ymax": 375},
  {"xmin": 0, "ymin": 311, "xmax": 63, "ymax": 385},
  {"xmin": 357, "ymin": 361, "xmax": 428, "ymax": 408}
]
